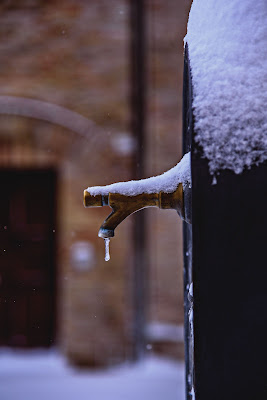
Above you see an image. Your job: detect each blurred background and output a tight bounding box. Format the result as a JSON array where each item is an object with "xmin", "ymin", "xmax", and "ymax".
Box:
[{"xmin": 0, "ymin": 0, "xmax": 191, "ymax": 398}]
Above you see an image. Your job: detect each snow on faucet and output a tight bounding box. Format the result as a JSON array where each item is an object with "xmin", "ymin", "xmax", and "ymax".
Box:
[{"xmin": 83, "ymin": 152, "xmax": 191, "ymax": 261}]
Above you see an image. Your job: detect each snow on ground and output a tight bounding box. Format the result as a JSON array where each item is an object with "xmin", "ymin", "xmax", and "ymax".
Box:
[{"xmin": 0, "ymin": 349, "xmax": 185, "ymax": 400}]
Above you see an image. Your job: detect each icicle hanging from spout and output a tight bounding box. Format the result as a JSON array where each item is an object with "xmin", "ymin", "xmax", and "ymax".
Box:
[{"xmin": 104, "ymin": 238, "xmax": 110, "ymax": 262}]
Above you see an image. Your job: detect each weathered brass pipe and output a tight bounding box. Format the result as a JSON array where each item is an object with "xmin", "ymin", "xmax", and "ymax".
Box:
[{"xmin": 83, "ymin": 183, "xmax": 185, "ymax": 239}]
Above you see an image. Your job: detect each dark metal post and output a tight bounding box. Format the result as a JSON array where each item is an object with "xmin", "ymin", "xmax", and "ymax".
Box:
[
  {"xmin": 183, "ymin": 44, "xmax": 267, "ymax": 400},
  {"xmin": 129, "ymin": 0, "xmax": 147, "ymax": 360},
  {"xmin": 182, "ymin": 44, "xmax": 194, "ymax": 400}
]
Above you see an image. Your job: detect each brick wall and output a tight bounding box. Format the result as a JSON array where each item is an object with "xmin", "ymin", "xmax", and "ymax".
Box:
[{"xmin": 0, "ymin": 0, "xmax": 191, "ymax": 365}]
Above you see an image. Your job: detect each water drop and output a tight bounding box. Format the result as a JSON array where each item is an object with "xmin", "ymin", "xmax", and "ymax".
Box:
[{"xmin": 104, "ymin": 238, "xmax": 110, "ymax": 262}]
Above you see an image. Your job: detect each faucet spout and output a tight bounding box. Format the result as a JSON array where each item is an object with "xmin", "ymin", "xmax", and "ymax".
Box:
[
  {"xmin": 83, "ymin": 152, "xmax": 191, "ymax": 260},
  {"xmin": 83, "ymin": 183, "xmax": 187, "ymax": 239}
]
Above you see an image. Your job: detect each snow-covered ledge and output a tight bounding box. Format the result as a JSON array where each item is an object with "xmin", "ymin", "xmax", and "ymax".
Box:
[
  {"xmin": 86, "ymin": 152, "xmax": 191, "ymax": 196},
  {"xmin": 185, "ymin": 0, "xmax": 267, "ymax": 176}
]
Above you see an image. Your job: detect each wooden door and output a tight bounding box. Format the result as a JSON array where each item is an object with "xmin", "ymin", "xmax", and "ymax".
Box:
[{"xmin": 0, "ymin": 169, "xmax": 57, "ymax": 347}]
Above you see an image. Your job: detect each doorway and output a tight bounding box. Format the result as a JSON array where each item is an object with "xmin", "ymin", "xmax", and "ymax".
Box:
[{"xmin": 0, "ymin": 169, "xmax": 57, "ymax": 347}]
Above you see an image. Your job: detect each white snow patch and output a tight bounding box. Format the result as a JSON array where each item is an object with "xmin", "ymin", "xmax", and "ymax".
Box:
[
  {"xmin": 190, "ymin": 386, "xmax": 196, "ymax": 400},
  {"xmin": 111, "ymin": 133, "xmax": 137, "ymax": 156},
  {"xmin": 185, "ymin": 0, "xmax": 267, "ymax": 175},
  {"xmin": 145, "ymin": 322, "xmax": 184, "ymax": 343},
  {"xmin": 86, "ymin": 152, "xmax": 191, "ymax": 196},
  {"xmin": 189, "ymin": 283, "xmax": 193, "ymax": 297},
  {"xmin": 0, "ymin": 349, "xmax": 185, "ymax": 400}
]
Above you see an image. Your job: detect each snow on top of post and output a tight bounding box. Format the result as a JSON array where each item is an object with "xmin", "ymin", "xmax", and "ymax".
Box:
[
  {"xmin": 86, "ymin": 152, "xmax": 191, "ymax": 196},
  {"xmin": 185, "ymin": 0, "xmax": 267, "ymax": 175}
]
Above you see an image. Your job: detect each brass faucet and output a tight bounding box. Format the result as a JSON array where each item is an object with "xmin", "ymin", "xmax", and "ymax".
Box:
[{"xmin": 83, "ymin": 183, "xmax": 190, "ymax": 239}]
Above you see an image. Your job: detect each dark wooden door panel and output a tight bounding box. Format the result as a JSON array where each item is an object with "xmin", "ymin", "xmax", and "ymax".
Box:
[{"xmin": 0, "ymin": 169, "xmax": 56, "ymax": 348}]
